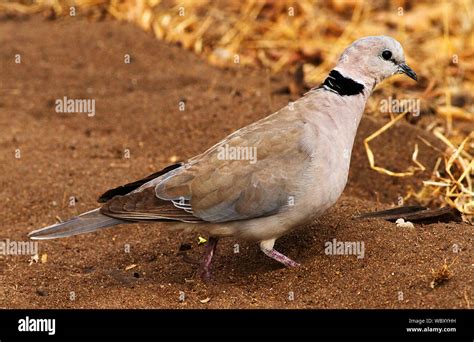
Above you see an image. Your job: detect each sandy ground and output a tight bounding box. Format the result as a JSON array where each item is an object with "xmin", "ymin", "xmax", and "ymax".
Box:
[{"xmin": 0, "ymin": 15, "xmax": 472, "ymax": 309}]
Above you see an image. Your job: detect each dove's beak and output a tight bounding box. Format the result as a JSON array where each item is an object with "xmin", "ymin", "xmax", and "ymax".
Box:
[{"xmin": 398, "ymin": 63, "xmax": 417, "ymax": 81}]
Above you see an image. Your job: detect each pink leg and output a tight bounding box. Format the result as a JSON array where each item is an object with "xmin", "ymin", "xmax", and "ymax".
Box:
[
  {"xmin": 198, "ymin": 237, "xmax": 219, "ymax": 282},
  {"xmin": 261, "ymin": 247, "xmax": 300, "ymax": 268}
]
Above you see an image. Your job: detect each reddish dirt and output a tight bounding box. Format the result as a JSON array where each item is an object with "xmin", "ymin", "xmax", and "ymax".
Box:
[{"xmin": 0, "ymin": 16, "xmax": 472, "ymax": 309}]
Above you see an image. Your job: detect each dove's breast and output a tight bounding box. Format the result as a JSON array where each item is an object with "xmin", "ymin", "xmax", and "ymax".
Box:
[{"xmin": 297, "ymin": 90, "xmax": 367, "ymax": 205}]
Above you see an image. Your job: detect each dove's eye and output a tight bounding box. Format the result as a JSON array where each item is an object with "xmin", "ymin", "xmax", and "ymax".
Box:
[{"xmin": 382, "ymin": 50, "xmax": 392, "ymax": 60}]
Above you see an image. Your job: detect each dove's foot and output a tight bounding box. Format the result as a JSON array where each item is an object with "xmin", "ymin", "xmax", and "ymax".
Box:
[
  {"xmin": 198, "ymin": 237, "xmax": 219, "ymax": 282},
  {"xmin": 260, "ymin": 239, "xmax": 300, "ymax": 268}
]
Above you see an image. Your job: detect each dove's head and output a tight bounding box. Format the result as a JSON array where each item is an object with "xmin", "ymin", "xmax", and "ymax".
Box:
[{"xmin": 335, "ymin": 36, "xmax": 417, "ymax": 88}]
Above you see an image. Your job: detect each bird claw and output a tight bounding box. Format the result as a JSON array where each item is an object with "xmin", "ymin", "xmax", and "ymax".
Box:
[{"xmin": 197, "ymin": 267, "xmax": 212, "ymax": 283}]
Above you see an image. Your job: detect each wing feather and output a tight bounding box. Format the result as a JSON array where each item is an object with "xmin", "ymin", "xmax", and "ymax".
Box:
[{"xmin": 155, "ymin": 109, "xmax": 313, "ymax": 222}]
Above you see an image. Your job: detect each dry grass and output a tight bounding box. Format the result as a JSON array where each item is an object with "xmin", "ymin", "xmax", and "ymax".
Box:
[
  {"xmin": 430, "ymin": 258, "xmax": 457, "ymax": 289},
  {"xmin": 1, "ymin": 0, "xmax": 473, "ymax": 221},
  {"xmin": 364, "ymin": 111, "xmax": 426, "ymax": 177}
]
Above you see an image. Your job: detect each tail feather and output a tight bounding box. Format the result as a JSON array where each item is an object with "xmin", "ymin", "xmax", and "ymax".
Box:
[
  {"xmin": 356, "ymin": 205, "xmax": 426, "ymax": 219},
  {"xmin": 28, "ymin": 209, "xmax": 127, "ymax": 240}
]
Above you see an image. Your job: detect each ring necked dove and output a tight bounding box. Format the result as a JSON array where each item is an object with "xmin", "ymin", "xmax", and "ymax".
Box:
[{"xmin": 29, "ymin": 36, "xmax": 417, "ymax": 281}]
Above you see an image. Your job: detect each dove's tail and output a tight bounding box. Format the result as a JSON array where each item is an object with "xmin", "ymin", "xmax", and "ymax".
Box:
[{"xmin": 28, "ymin": 209, "xmax": 128, "ymax": 240}]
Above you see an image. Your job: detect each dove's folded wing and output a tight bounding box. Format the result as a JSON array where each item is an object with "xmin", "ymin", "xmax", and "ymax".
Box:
[
  {"xmin": 156, "ymin": 114, "xmax": 312, "ymax": 222},
  {"xmin": 100, "ymin": 112, "xmax": 312, "ymax": 223}
]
